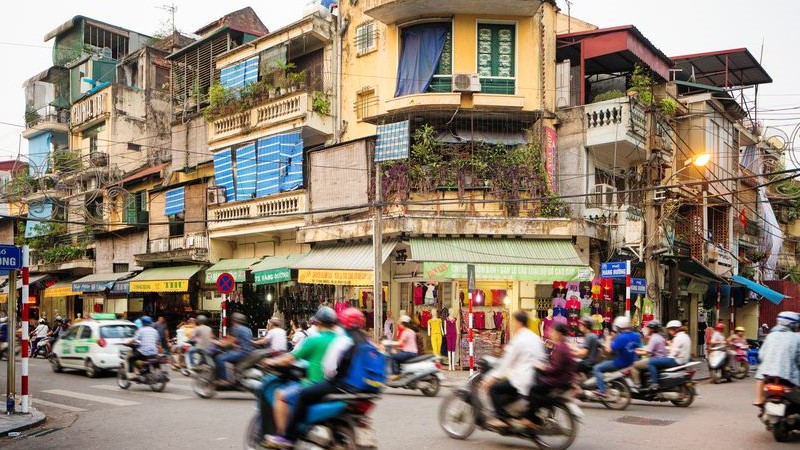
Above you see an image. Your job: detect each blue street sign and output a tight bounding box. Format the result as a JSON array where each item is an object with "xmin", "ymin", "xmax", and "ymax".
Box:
[
  {"xmin": 0, "ymin": 245, "xmax": 21, "ymax": 270},
  {"xmin": 600, "ymin": 261, "xmax": 628, "ymax": 279},
  {"xmin": 631, "ymin": 278, "xmax": 647, "ymax": 295}
]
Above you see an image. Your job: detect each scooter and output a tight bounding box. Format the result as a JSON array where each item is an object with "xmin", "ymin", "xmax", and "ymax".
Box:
[
  {"xmin": 191, "ymin": 347, "xmax": 273, "ymax": 399},
  {"xmin": 0, "ymin": 338, "xmax": 21, "ymax": 361},
  {"xmin": 575, "ymin": 370, "xmax": 632, "ymax": 410},
  {"xmin": 117, "ymin": 343, "xmax": 170, "ymax": 392},
  {"xmin": 383, "ymin": 343, "xmax": 444, "ymax": 397},
  {"xmin": 31, "ymin": 337, "xmax": 50, "ymax": 358},
  {"xmin": 731, "ymin": 343, "xmax": 749, "ymax": 379},
  {"xmin": 439, "ymin": 356, "xmax": 583, "ymax": 450},
  {"xmin": 244, "ymin": 363, "xmax": 380, "ymax": 450},
  {"xmin": 759, "ymin": 376, "xmax": 800, "ymax": 442},
  {"xmin": 621, "ymin": 361, "xmax": 699, "ymax": 407},
  {"xmin": 708, "ymin": 344, "xmax": 736, "ymax": 383}
]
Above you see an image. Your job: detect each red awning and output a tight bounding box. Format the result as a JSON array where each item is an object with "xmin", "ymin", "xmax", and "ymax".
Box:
[{"xmin": 114, "ymin": 163, "xmax": 166, "ymax": 186}]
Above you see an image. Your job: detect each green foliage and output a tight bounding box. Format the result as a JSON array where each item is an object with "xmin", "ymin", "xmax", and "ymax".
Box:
[
  {"xmin": 785, "ymin": 265, "xmax": 800, "ymax": 284},
  {"xmin": 312, "ymin": 91, "xmax": 330, "ymax": 116},
  {"xmin": 40, "ymin": 245, "xmax": 84, "ymax": 264},
  {"xmin": 630, "ymin": 63, "xmax": 653, "ymax": 93},
  {"xmin": 21, "ymin": 222, "xmax": 86, "ymax": 265},
  {"xmin": 52, "ymin": 149, "xmax": 82, "ymax": 172},
  {"xmin": 24, "ymin": 109, "xmax": 41, "ymax": 125},
  {"xmin": 739, "ymin": 265, "xmax": 756, "ymax": 280},
  {"xmin": 659, "ymin": 97, "xmax": 677, "ymax": 117},
  {"xmin": 592, "ymin": 90, "xmax": 626, "ymax": 103}
]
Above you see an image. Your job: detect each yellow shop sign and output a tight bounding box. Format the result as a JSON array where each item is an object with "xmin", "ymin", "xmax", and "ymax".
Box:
[
  {"xmin": 129, "ymin": 279, "xmax": 189, "ymax": 293},
  {"xmin": 44, "ymin": 286, "xmax": 82, "ymax": 298},
  {"xmin": 298, "ymin": 270, "xmax": 373, "ymax": 286}
]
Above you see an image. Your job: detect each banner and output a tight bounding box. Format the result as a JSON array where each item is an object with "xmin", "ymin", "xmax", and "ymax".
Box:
[
  {"xmin": 44, "ymin": 286, "xmax": 82, "ymax": 298},
  {"xmin": 254, "ymin": 268, "xmax": 292, "ymax": 285},
  {"xmin": 423, "ymin": 262, "xmax": 593, "ymax": 282},
  {"xmin": 298, "ymin": 269, "xmax": 373, "ymax": 286},
  {"xmin": 544, "ymin": 127, "xmax": 558, "ymax": 193},
  {"xmin": 129, "ymin": 280, "xmax": 189, "ymax": 293}
]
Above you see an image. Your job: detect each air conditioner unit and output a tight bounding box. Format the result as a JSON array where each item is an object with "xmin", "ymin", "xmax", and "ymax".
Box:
[
  {"xmin": 592, "ymin": 184, "xmax": 617, "ymax": 208},
  {"xmin": 452, "ymin": 73, "xmax": 482, "ymax": 93},
  {"xmin": 207, "ymin": 186, "xmax": 227, "ymax": 205},
  {"xmin": 100, "ymin": 47, "xmax": 113, "ymax": 59}
]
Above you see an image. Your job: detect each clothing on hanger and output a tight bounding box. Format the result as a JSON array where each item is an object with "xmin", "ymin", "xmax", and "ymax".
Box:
[
  {"xmin": 473, "ymin": 311, "xmax": 486, "ymax": 329},
  {"xmin": 413, "ymin": 284, "xmax": 424, "ymax": 305}
]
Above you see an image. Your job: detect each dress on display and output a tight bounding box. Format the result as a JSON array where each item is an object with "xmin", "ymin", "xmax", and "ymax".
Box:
[
  {"xmin": 413, "ymin": 285, "xmax": 424, "ymax": 305},
  {"xmin": 428, "ymin": 317, "xmax": 443, "ymax": 356},
  {"xmin": 473, "ymin": 311, "xmax": 486, "ymax": 329},
  {"xmin": 445, "ymin": 317, "xmax": 458, "ymax": 351},
  {"xmin": 419, "ymin": 310, "xmax": 432, "ymax": 328}
]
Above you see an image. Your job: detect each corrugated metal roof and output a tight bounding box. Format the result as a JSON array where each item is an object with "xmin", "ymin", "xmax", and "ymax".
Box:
[
  {"xmin": 292, "ymin": 242, "xmax": 397, "ymax": 271},
  {"xmin": 251, "ymin": 254, "xmax": 308, "ymax": 272},
  {"xmin": 410, "ymin": 238, "xmax": 584, "ymax": 266},
  {"xmin": 128, "ymin": 265, "xmax": 204, "ymax": 282},
  {"xmin": 206, "ymin": 258, "xmax": 262, "ymax": 273},
  {"xmin": 73, "ymin": 272, "xmax": 135, "ymax": 284}
]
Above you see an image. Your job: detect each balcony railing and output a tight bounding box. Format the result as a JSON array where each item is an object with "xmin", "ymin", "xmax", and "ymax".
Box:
[
  {"xmin": 584, "ymin": 98, "xmax": 650, "ymax": 162},
  {"xmin": 149, "ymin": 232, "xmax": 209, "ymax": 253},
  {"xmin": 25, "ymin": 106, "xmax": 70, "ymax": 129},
  {"xmin": 208, "ymin": 192, "xmax": 306, "ymax": 232}
]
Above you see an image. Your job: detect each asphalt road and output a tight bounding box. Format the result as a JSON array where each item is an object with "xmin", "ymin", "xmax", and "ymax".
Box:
[{"xmin": 0, "ymin": 358, "xmax": 795, "ymax": 450}]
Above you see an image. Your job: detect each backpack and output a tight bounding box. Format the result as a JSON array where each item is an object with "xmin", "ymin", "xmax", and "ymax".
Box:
[{"xmin": 341, "ymin": 338, "xmax": 387, "ymax": 393}]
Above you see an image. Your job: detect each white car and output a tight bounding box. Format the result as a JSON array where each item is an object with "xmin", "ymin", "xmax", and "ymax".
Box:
[{"xmin": 50, "ymin": 315, "xmax": 138, "ymax": 378}]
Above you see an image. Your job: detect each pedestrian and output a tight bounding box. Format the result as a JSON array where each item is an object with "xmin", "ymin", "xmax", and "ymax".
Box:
[
  {"xmin": 291, "ymin": 320, "xmax": 309, "ymax": 350},
  {"xmin": 153, "ymin": 316, "xmax": 170, "ymax": 354},
  {"xmin": 383, "ymin": 310, "xmax": 396, "ymax": 340},
  {"xmin": 758, "ymin": 323, "xmax": 769, "ymax": 340}
]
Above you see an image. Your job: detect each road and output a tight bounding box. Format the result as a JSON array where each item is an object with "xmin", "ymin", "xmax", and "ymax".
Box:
[{"xmin": 0, "ymin": 358, "xmax": 794, "ymax": 449}]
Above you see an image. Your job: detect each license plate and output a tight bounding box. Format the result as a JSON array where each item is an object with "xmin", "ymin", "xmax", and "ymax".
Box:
[
  {"xmin": 765, "ymin": 402, "xmax": 786, "ymax": 417},
  {"xmin": 354, "ymin": 427, "xmax": 377, "ymax": 448},
  {"xmin": 685, "ymin": 382, "xmax": 693, "ymax": 387}
]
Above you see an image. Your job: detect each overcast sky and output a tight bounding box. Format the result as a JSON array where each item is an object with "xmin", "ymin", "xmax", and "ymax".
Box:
[{"xmin": 0, "ymin": 0, "xmax": 797, "ymax": 163}]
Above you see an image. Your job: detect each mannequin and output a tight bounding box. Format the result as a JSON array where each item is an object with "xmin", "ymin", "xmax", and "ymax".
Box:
[
  {"xmin": 541, "ymin": 308, "xmax": 555, "ymax": 337},
  {"xmin": 445, "ymin": 310, "xmax": 458, "ymax": 370},
  {"xmin": 427, "ymin": 310, "xmax": 443, "ymax": 357}
]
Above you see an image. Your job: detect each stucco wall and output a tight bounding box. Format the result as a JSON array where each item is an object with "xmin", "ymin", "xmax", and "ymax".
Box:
[{"xmin": 95, "ymin": 231, "xmax": 147, "ymax": 273}]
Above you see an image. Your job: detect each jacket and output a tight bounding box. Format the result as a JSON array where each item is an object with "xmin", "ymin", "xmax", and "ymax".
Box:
[
  {"xmin": 537, "ymin": 340, "xmax": 577, "ymax": 388},
  {"xmin": 756, "ymin": 325, "xmax": 800, "ymax": 385}
]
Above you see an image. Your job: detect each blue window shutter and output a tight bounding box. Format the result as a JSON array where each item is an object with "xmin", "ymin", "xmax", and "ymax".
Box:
[
  {"xmin": 25, "ymin": 201, "xmax": 53, "ymax": 238},
  {"xmin": 256, "ymin": 137, "xmax": 281, "ymax": 197},
  {"xmin": 164, "ymin": 187, "xmax": 185, "ymax": 216},
  {"xmin": 219, "ymin": 65, "xmax": 239, "ymax": 90},
  {"xmin": 235, "ymin": 143, "xmax": 257, "ymax": 201},
  {"xmin": 28, "ymin": 132, "xmax": 52, "ymax": 176},
  {"xmin": 243, "ymin": 56, "xmax": 259, "ymax": 86},
  {"xmin": 278, "ymin": 132, "xmax": 304, "ymax": 192},
  {"xmin": 213, "ymin": 149, "xmax": 236, "ymax": 202}
]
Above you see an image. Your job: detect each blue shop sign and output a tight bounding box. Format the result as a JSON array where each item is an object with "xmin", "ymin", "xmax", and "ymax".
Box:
[
  {"xmin": 73, "ymin": 281, "xmax": 114, "ymax": 293},
  {"xmin": 631, "ymin": 278, "xmax": 647, "ymax": 295},
  {"xmin": 600, "ymin": 261, "xmax": 629, "ymax": 278}
]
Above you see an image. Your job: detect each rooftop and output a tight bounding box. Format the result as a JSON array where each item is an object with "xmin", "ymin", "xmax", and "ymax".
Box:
[{"xmin": 671, "ymin": 48, "xmax": 772, "ymax": 88}]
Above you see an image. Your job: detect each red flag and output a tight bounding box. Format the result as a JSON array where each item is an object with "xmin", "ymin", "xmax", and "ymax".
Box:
[{"xmin": 739, "ymin": 209, "xmax": 747, "ymax": 227}]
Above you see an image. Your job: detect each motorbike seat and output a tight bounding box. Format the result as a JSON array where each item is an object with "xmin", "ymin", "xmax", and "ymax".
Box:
[
  {"xmin": 323, "ymin": 393, "xmax": 380, "ymax": 402},
  {"xmin": 663, "ymin": 361, "xmax": 701, "ymax": 373},
  {"xmin": 235, "ymin": 348, "xmax": 273, "ymax": 371},
  {"xmin": 403, "ymin": 354, "xmax": 436, "ymax": 364}
]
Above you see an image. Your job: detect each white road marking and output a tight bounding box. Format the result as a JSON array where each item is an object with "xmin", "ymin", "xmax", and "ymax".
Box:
[
  {"xmin": 43, "ymin": 389, "xmax": 140, "ymax": 407},
  {"xmin": 33, "ymin": 398, "xmax": 88, "ymax": 412},
  {"xmin": 91, "ymin": 384, "xmax": 191, "ymax": 400}
]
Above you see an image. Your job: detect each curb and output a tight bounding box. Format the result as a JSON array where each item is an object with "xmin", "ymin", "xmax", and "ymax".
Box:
[{"xmin": 0, "ymin": 411, "xmax": 46, "ymax": 437}]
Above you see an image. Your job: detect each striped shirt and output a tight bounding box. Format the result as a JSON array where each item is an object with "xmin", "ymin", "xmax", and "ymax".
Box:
[{"xmin": 133, "ymin": 326, "xmax": 160, "ymax": 356}]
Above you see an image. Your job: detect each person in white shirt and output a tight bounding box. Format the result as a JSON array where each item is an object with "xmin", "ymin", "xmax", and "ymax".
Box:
[
  {"xmin": 291, "ymin": 320, "xmax": 309, "ymax": 350},
  {"xmin": 646, "ymin": 320, "xmax": 692, "ymax": 390},
  {"xmin": 255, "ymin": 318, "xmax": 288, "ymax": 353},
  {"xmin": 482, "ymin": 311, "xmax": 545, "ymax": 428},
  {"xmin": 31, "ymin": 319, "xmax": 50, "ymax": 351}
]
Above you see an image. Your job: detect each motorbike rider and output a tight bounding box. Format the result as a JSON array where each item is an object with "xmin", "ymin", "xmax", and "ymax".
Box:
[
  {"xmin": 213, "ymin": 312, "xmax": 253, "ymax": 386},
  {"xmin": 187, "ymin": 315, "xmax": 213, "ymax": 366},
  {"xmin": 482, "ymin": 311, "xmax": 545, "ymax": 429},
  {"xmin": 259, "ymin": 306, "xmax": 340, "ymax": 448},
  {"xmin": 573, "ymin": 315, "xmax": 601, "ymax": 375},
  {"xmin": 645, "ymin": 320, "xmax": 692, "ymax": 391},
  {"xmin": 387, "ymin": 315, "xmax": 418, "ymax": 377},
  {"xmin": 30, "ymin": 318, "xmax": 49, "ymax": 352},
  {"xmin": 592, "ymin": 316, "xmax": 641, "ymax": 398},
  {"xmin": 127, "ymin": 316, "xmax": 162, "ymax": 376},
  {"xmin": 254, "ymin": 318, "xmax": 288, "ymax": 353},
  {"xmin": 753, "ymin": 311, "xmax": 800, "ymax": 406},
  {"xmin": 0, "ymin": 317, "xmax": 7, "ymax": 344},
  {"xmin": 728, "ymin": 326, "xmax": 748, "ymax": 346},
  {"xmin": 47, "ymin": 318, "xmax": 70, "ymax": 353},
  {"xmin": 630, "ymin": 320, "xmax": 667, "ymax": 388}
]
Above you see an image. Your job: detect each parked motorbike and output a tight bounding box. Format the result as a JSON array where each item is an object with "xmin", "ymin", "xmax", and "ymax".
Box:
[
  {"xmin": 244, "ymin": 363, "xmax": 380, "ymax": 450},
  {"xmin": 575, "ymin": 371, "xmax": 631, "ymax": 410},
  {"xmin": 191, "ymin": 347, "xmax": 273, "ymax": 399},
  {"xmin": 708, "ymin": 344, "xmax": 737, "ymax": 383},
  {"xmin": 621, "ymin": 361, "xmax": 699, "ymax": 407},
  {"xmin": 439, "ymin": 356, "xmax": 583, "ymax": 450},
  {"xmin": 117, "ymin": 343, "xmax": 170, "ymax": 392},
  {"xmin": 382, "ymin": 343, "xmax": 444, "ymax": 397},
  {"xmin": 759, "ymin": 376, "xmax": 800, "ymax": 442}
]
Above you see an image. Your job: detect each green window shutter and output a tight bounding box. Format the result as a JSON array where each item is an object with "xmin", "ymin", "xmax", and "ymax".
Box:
[
  {"xmin": 124, "ymin": 193, "xmax": 137, "ymax": 224},
  {"xmin": 477, "ymin": 24, "xmax": 515, "ymax": 95},
  {"xmin": 428, "ymin": 29, "xmax": 453, "ymax": 93}
]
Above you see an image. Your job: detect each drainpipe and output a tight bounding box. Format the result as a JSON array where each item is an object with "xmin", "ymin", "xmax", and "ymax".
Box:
[{"xmin": 332, "ymin": 7, "xmax": 343, "ymax": 144}]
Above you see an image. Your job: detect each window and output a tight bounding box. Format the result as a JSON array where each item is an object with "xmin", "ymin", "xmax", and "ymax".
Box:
[
  {"xmin": 100, "ymin": 325, "xmax": 136, "ymax": 339},
  {"xmin": 477, "ymin": 23, "xmax": 516, "ymax": 94},
  {"xmin": 428, "ymin": 30, "xmax": 453, "ymax": 92},
  {"xmin": 354, "ymin": 88, "xmax": 378, "ymax": 120},
  {"xmin": 83, "ymin": 122, "xmax": 105, "ymax": 155},
  {"xmin": 355, "ymin": 21, "xmax": 377, "ymax": 56},
  {"xmin": 79, "ymin": 326, "xmax": 93, "ymax": 339},
  {"xmin": 169, "ymin": 214, "xmax": 185, "ymax": 237},
  {"xmin": 124, "ymin": 191, "xmax": 147, "ymax": 225},
  {"xmin": 63, "ymin": 327, "xmax": 79, "ymax": 340},
  {"xmin": 113, "ymin": 263, "xmax": 129, "ymax": 273}
]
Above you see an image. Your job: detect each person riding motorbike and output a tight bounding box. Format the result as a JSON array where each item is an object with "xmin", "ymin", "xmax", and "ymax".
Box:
[
  {"xmin": 259, "ymin": 306, "xmax": 340, "ymax": 448},
  {"xmin": 645, "ymin": 320, "xmax": 692, "ymax": 391},
  {"xmin": 482, "ymin": 311, "xmax": 545, "ymax": 429},
  {"xmin": 592, "ymin": 316, "xmax": 641, "ymax": 398},
  {"xmin": 127, "ymin": 316, "xmax": 162, "ymax": 377},
  {"xmin": 0, "ymin": 317, "xmax": 7, "ymax": 344},
  {"xmin": 254, "ymin": 318, "xmax": 288, "ymax": 353},
  {"xmin": 753, "ymin": 311, "xmax": 800, "ymax": 406},
  {"xmin": 573, "ymin": 316, "xmax": 601, "ymax": 375},
  {"xmin": 387, "ymin": 315, "xmax": 418, "ymax": 377},
  {"xmin": 630, "ymin": 320, "xmax": 667, "ymax": 388},
  {"xmin": 47, "ymin": 318, "xmax": 70, "ymax": 353},
  {"xmin": 213, "ymin": 312, "xmax": 253, "ymax": 386},
  {"xmin": 31, "ymin": 318, "xmax": 49, "ymax": 353}
]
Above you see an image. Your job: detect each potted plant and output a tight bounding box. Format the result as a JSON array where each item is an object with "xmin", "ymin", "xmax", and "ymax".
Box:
[{"xmin": 287, "ymin": 70, "xmax": 306, "ymax": 92}]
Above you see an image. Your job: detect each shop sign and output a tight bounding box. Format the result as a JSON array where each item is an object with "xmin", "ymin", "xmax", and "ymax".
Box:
[
  {"xmin": 423, "ymin": 262, "xmax": 593, "ymax": 282},
  {"xmin": 254, "ymin": 268, "xmax": 291, "ymax": 285},
  {"xmin": 544, "ymin": 127, "xmax": 558, "ymax": 193},
  {"xmin": 44, "ymin": 286, "xmax": 82, "ymax": 298},
  {"xmin": 600, "ymin": 261, "xmax": 629, "ymax": 279},
  {"xmin": 630, "ymin": 278, "xmax": 647, "ymax": 295},
  {"xmin": 72, "ymin": 281, "xmax": 113, "ymax": 293},
  {"xmin": 129, "ymin": 279, "xmax": 189, "ymax": 293},
  {"xmin": 298, "ymin": 269, "xmax": 373, "ymax": 286},
  {"xmin": 110, "ymin": 281, "xmax": 130, "ymax": 295},
  {"xmin": 0, "ymin": 295, "xmax": 36, "ymax": 304},
  {"xmin": 205, "ymin": 269, "xmax": 248, "ymax": 284}
]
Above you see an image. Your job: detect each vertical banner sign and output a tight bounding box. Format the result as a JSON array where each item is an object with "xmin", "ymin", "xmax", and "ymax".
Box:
[
  {"xmin": 544, "ymin": 127, "xmax": 558, "ymax": 193},
  {"xmin": 466, "ymin": 264, "xmax": 476, "ymax": 375},
  {"xmin": 625, "ymin": 261, "xmax": 632, "ymax": 319}
]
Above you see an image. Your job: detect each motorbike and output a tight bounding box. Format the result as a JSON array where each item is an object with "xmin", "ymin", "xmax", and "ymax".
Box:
[
  {"xmin": 31, "ymin": 337, "xmax": 50, "ymax": 358},
  {"xmin": 244, "ymin": 363, "xmax": 380, "ymax": 450},
  {"xmin": 575, "ymin": 371, "xmax": 632, "ymax": 410},
  {"xmin": 708, "ymin": 344, "xmax": 739, "ymax": 383},
  {"xmin": 191, "ymin": 346, "xmax": 273, "ymax": 399},
  {"xmin": 117, "ymin": 343, "xmax": 170, "ymax": 392},
  {"xmin": 759, "ymin": 376, "xmax": 800, "ymax": 442},
  {"xmin": 0, "ymin": 338, "xmax": 21, "ymax": 361},
  {"xmin": 383, "ymin": 343, "xmax": 444, "ymax": 397},
  {"xmin": 731, "ymin": 343, "xmax": 750, "ymax": 379},
  {"xmin": 621, "ymin": 361, "xmax": 699, "ymax": 407},
  {"xmin": 439, "ymin": 356, "xmax": 583, "ymax": 450}
]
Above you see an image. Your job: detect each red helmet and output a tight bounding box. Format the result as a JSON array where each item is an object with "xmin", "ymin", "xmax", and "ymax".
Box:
[
  {"xmin": 339, "ymin": 307, "xmax": 366, "ymax": 330},
  {"xmin": 714, "ymin": 323, "xmax": 725, "ymax": 332}
]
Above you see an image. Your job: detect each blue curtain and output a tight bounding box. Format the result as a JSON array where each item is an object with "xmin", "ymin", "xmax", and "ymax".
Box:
[
  {"xmin": 25, "ymin": 201, "xmax": 53, "ymax": 238},
  {"xmin": 256, "ymin": 137, "xmax": 281, "ymax": 197},
  {"xmin": 213, "ymin": 149, "xmax": 236, "ymax": 202},
  {"xmin": 235, "ymin": 143, "xmax": 257, "ymax": 201},
  {"xmin": 394, "ymin": 23, "xmax": 449, "ymax": 97},
  {"xmin": 278, "ymin": 132, "xmax": 304, "ymax": 192},
  {"xmin": 28, "ymin": 132, "xmax": 51, "ymax": 176},
  {"xmin": 164, "ymin": 187, "xmax": 185, "ymax": 216},
  {"xmin": 220, "ymin": 56, "xmax": 259, "ymax": 91}
]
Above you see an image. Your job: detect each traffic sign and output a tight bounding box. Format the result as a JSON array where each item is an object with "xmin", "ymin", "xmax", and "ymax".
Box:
[
  {"xmin": 216, "ymin": 272, "xmax": 235, "ymax": 294},
  {"xmin": 0, "ymin": 245, "xmax": 21, "ymax": 270},
  {"xmin": 467, "ymin": 264, "xmax": 476, "ymax": 292}
]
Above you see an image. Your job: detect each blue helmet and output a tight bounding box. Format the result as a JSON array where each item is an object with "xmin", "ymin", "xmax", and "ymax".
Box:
[
  {"xmin": 315, "ymin": 306, "xmax": 338, "ymax": 325},
  {"xmin": 140, "ymin": 316, "xmax": 153, "ymax": 326}
]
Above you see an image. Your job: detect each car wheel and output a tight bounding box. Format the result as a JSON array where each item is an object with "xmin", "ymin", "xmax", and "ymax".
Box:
[
  {"xmin": 49, "ymin": 354, "xmax": 63, "ymax": 373},
  {"xmin": 85, "ymin": 359, "xmax": 99, "ymax": 378}
]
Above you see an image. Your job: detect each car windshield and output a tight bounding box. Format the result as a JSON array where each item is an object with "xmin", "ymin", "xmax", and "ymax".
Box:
[{"xmin": 100, "ymin": 325, "xmax": 137, "ymax": 339}]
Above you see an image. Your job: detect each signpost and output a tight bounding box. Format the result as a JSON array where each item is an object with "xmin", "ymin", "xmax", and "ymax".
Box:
[
  {"xmin": 2, "ymin": 244, "xmax": 24, "ymax": 414},
  {"xmin": 467, "ymin": 264, "xmax": 475, "ymax": 376},
  {"xmin": 216, "ymin": 273, "xmax": 235, "ymax": 337},
  {"xmin": 600, "ymin": 261, "xmax": 632, "ymax": 319}
]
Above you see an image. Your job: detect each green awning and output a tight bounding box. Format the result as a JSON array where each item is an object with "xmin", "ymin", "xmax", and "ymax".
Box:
[
  {"xmin": 252, "ymin": 254, "xmax": 308, "ymax": 285},
  {"xmin": 412, "ymin": 238, "xmax": 593, "ymax": 282},
  {"xmin": 204, "ymin": 258, "xmax": 262, "ymax": 284},
  {"xmin": 292, "ymin": 242, "xmax": 397, "ymax": 271}
]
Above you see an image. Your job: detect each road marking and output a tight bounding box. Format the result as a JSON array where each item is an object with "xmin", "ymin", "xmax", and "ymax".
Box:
[
  {"xmin": 162, "ymin": 383, "xmax": 193, "ymax": 391},
  {"xmin": 43, "ymin": 389, "xmax": 140, "ymax": 407},
  {"xmin": 91, "ymin": 384, "xmax": 191, "ymax": 400},
  {"xmin": 33, "ymin": 398, "xmax": 88, "ymax": 412}
]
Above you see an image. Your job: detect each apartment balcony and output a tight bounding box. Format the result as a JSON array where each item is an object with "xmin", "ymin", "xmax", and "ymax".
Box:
[
  {"xmin": 30, "ymin": 242, "xmax": 94, "ymax": 275},
  {"xmin": 208, "ymin": 191, "xmax": 307, "ymax": 238},
  {"xmin": 584, "ymin": 98, "xmax": 648, "ymax": 166},
  {"xmin": 70, "ymin": 85, "xmax": 111, "ymax": 130},
  {"xmin": 22, "ymin": 106, "xmax": 70, "ymax": 139},
  {"xmin": 136, "ymin": 232, "xmax": 209, "ymax": 264},
  {"xmin": 207, "ymin": 91, "xmax": 333, "ymax": 146},
  {"xmin": 362, "ymin": 0, "xmax": 542, "ymax": 24}
]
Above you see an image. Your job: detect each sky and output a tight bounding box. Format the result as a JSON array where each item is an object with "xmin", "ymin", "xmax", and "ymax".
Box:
[{"xmin": 0, "ymin": 0, "xmax": 798, "ymax": 164}]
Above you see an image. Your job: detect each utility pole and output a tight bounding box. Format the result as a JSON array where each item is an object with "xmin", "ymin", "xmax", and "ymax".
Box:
[
  {"xmin": 372, "ymin": 167, "xmax": 383, "ymax": 342},
  {"xmin": 644, "ymin": 105, "xmax": 662, "ymax": 321},
  {"xmin": 6, "ymin": 271, "xmax": 16, "ymax": 413}
]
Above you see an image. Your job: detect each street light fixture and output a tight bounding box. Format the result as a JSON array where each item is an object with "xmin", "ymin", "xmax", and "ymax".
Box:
[{"xmin": 687, "ymin": 152, "xmax": 711, "ymax": 168}]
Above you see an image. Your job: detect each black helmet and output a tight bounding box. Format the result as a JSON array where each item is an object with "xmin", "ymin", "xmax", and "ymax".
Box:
[
  {"xmin": 230, "ymin": 312, "xmax": 248, "ymax": 325},
  {"xmin": 646, "ymin": 320, "xmax": 661, "ymax": 330}
]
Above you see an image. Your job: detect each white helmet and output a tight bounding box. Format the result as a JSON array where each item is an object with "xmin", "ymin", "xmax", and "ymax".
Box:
[
  {"xmin": 612, "ymin": 316, "xmax": 631, "ymax": 332},
  {"xmin": 666, "ymin": 320, "xmax": 682, "ymax": 329},
  {"xmin": 399, "ymin": 315, "xmax": 412, "ymax": 324},
  {"xmin": 0, "ymin": 317, "xmax": 6, "ymax": 323},
  {"xmin": 777, "ymin": 311, "xmax": 800, "ymax": 330}
]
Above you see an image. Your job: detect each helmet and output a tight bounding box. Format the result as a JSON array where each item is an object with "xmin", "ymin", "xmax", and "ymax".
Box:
[
  {"xmin": 0, "ymin": 317, "xmax": 6, "ymax": 323},
  {"xmin": 314, "ymin": 306, "xmax": 338, "ymax": 325},
  {"xmin": 580, "ymin": 315, "xmax": 594, "ymax": 329},
  {"xmin": 39, "ymin": 318, "xmax": 46, "ymax": 324},
  {"xmin": 196, "ymin": 315, "xmax": 208, "ymax": 325},
  {"xmin": 339, "ymin": 307, "xmax": 366, "ymax": 330},
  {"xmin": 230, "ymin": 312, "xmax": 248, "ymax": 325},
  {"xmin": 612, "ymin": 316, "xmax": 631, "ymax": 332},
  {"xmin": 734, "ymin": 326, "xmax": 745, "ymax": 332},
  {"xmin": 777, "ymin": 311, "xmax": 800, "ymax": 329},
  {"xmin": 646, "ymin": 320, "xmax": 661, "ymax": 330},
  {"xmin": 666, "ymin": 320, "xmax": 682, "ymax": 329},
  {"xmin": 140, "ymin": 316, "xmax": 153, "ymax": 326},
  {"xmin": 714, "ymin": 323, "xmax": 725, "ymax": 332},
  {"xmin": 399, "ymin": 315, "xmax": 412, "ymax": 324},
  {"xmin": 268, "ymin": 317, "xmax": 282, "ymax": 327}
]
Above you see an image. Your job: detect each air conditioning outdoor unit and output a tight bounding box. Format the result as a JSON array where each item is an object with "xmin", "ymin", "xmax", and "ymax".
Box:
[
  {"xmin": 207, "ymin": 186, "xmax": 227, "ymax": 205},
  {"xmin": 452, "ymin": 73, "xmax": 482, "ymax": 93},
  {"xmin": 592, "ymin": 184, "xmax": 617, "ymax": 208}
]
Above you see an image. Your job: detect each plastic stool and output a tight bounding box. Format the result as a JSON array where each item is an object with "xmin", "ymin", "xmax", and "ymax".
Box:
[{"xmin": 748, "ymin": 349, "xmax": 759, "ymax": 366}]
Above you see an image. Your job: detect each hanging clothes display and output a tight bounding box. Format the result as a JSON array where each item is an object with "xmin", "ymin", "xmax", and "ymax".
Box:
[
  {"xmin": 424, "ymin": 283, "xmax": 436, "ymax": 305},
  {"xmin": 473, "ymin": 311, "xmax": 486, "ymax": 329},
  {"xmin": 413, "ymin": 284, "xmax": 424, "ymax": 305},
  {"xmin": 419, "ymin": 309, "xmax": 432, "ymax": 328}
]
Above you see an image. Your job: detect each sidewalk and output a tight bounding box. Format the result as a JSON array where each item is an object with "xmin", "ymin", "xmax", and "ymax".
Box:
[{"xmin": 0, "ymin": 409, "xmax": 46, "ymax": 437}]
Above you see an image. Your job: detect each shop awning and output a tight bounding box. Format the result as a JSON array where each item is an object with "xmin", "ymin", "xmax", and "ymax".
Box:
[
  {"xmin": 44, "ymin": 281, "xmax": 82, "ymax": 298},
  {"xmin": 293, "ymin": 242, "xmax": 397, "ymax": 286},
  {"xmin": 252, "ymin": 254, "xmax": 308, "ymax": 286},
  {"xmin": 731, "ymin": 275, "xmax": 786, "ymax": 305},
  {"xmin": 411, "ymin": 238, "xmax": 593, "ymax": 282},
  {"xmin": 204, "ymin": 258, "xmax": 262, "ymax": 284},
  {"xmin": 72, "ymin": 272, "xmax": 135, "ymax": 293},
  {"xmin": 676, "ymin": 259, "xmax": 724, "ymax": 283},
  {"xmin": 128, "ymin": 265, "xmax": 204, "ymax": 293}
]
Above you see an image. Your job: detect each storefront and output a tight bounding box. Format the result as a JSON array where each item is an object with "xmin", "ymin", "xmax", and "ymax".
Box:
[
  {"xmin": 42, "ymin": 281, "xmax": 83, "ymax": 322},
  {"xmin": 72, "ymin": 272, "xmax": 136, "ymax": 318},
  {"xmin": 127, "ymin": 265, "xmax": 204, "ymax": 321},
  {"xmin": 251, "ymin": 254, "xmax": 311, "ymax": 326}
]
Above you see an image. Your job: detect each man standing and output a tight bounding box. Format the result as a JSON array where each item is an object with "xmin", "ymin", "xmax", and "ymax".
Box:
[
  {"xmin": 646, "ymin": 320, "xmax": 691, "ymax": 390},
  {"xmin": 383, "ymin": 311, "xmax": 396, "ymax": 340},
  {"xmin": 592, "ymin": 316, "xmax": 641, "ymax": 397}
]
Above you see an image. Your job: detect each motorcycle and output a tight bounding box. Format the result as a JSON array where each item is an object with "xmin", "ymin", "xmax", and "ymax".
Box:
[
  {"xmin": 731, "ymin": 343, "xmax": 750, "ymax": 379},
  {"xmin": 759, "ymin": 376, "xmax": 800, "ymax": 442},
  {"xmin": 117, "ymin": 343, "xmax": 170, "ymax": 392},
  {"xmin": 191, "ymin": 347, "xmax": 273, "ymax": 399},
  {"xmin": 708, "ymin": 344, "xmax": 737, "ymax": 383},
  {"xmin": 0, "ymin": 338, "xmax": 21, "ymax": 361},
  {"xmin": 244, "ymin": 363, "xmax": 380, "ymax": 450},
  {"xmin": 383, "ymin": 342, "xmax": 444, "ymax": 397},
  {"xmin": 439, "ymin": 356, "xmax": 583, "ymax": 450},
  {"xmin": 31, "ymin": 337, "xmax": 50, "ymax": 358},
  {"xmin": 621, "ymin": 361, "xmax": 699, "ymax": 407},
  {"xmin": 576, "ymin": 371, "xmax": 632, "ymax": 410}
]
